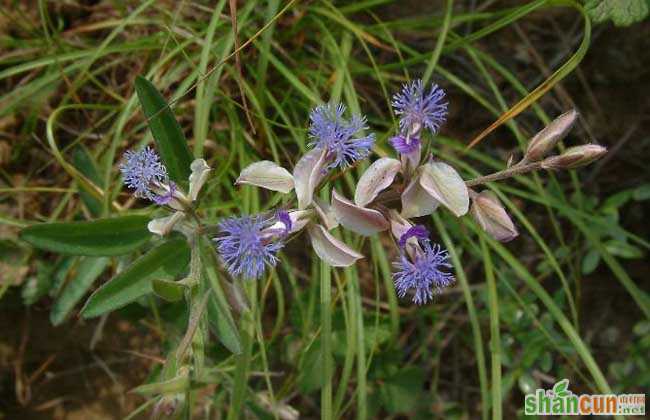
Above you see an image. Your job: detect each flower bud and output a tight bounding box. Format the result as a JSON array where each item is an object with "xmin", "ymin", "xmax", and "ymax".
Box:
[
  {"xmin": 525, "ymin": 109, "xmax": 578, "ymax": 161},
  {"xmin": 541, "ymin": 144, "xmax": 607, "ymax": 170},
  {"xmin": 470, "ymin": 191, "xmax": 518, "ymax": 242}
]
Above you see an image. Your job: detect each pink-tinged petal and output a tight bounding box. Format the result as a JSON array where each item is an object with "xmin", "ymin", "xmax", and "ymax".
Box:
[
  {"xmin": 308, "ymin": 224, "xmax": 364, "ymax": 267},
  {"xmin": 188, "ymin": 159, "xmax": 211, "ymax": 201},
  {"xmin": 236, "ymin": 161, "xmax": 295, "ymax": 193},
  {"xmin": 354, "ymin": 157, "xmax": 401, "ymax": 207},
  {"xmin": 420, "ymin": 161, "xmax": 469, "ymax": 217},
  {"xmin": 400, "ymin": 170, "xmax": 439, "ymax": 218},
  {"xmin": 331, "ymin": 190, "xmax": 389, "ymax": 236},
  {"xmin": 314, "ymin": 197, "xmax": 339, "ymax": 230},
  {"xmin": 471, "ymin": 191, "xmax": 518, "ymax": 242},
  {"xmin": 293, "ymin": 148, "xmax": 329, "ymax": 209},
  {"xmin": 147, "ymin": 211, "xmax": 185, "ymax": 236}
]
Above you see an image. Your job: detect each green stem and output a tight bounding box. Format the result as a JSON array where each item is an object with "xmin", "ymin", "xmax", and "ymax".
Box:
[
  {"xmin": 320, "ymin": 260, "xmax": 333, "ymax": 420},
  {"xmin": 481, "ymin": 236, "xmax": 502, "ymax": 420}
]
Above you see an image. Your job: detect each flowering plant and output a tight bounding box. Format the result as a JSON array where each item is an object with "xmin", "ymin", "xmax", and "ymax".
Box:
[{"xmin": 19, "ymin": 75, "xmax": 606, "ymax": 415}]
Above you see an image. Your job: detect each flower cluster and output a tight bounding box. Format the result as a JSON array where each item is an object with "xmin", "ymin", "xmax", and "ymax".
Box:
[
  {"xmin": 309, "ymin": 103, "xmax": 375, "ymax": 170},
  {"xmin": 215, "ymin": 212, "xmax": 290, "ymax": 279},
  {"xmin": 120, "ymin": 147, "xmax": 176, "ymax": 205},
  {"xmin": 121, "ymin": 78, "xmax": 606, "ymax": 305}
]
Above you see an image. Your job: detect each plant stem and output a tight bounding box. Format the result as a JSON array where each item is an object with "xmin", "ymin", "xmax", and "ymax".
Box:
[
  {"xmin": 320, "ymin": 260, "xmax": 333, "ymax": 420},
  {"xmin": 465, "ymin": 160, "xmax": 543, "ymax": 187}
]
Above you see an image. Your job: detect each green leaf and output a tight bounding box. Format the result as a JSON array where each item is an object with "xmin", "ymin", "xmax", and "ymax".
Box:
[
  {"xmin": 378, "ymin": 367, "xmax": 425, "ymax": 414},
  {"xmin": 152, "ymin": 279, "xmax": 185, "ymax": 302},
  {"xmin": 50, "ymin": 257, "xmax": 110, "ymax": 326},
  {"xmin": 81, "ymin": 239, "xmax": 190, "ymax": 318},
  {"xmin": 199, "ymin": 238, "xmax": 242, "ymax": 355},
  {"xmin": 604, "ymin": 240, "xmax": 644, "ymax": 259},
  {"xmin": 22, "ymin": 260, "xmax": 54, "ymax": 306},
  {"xmin": 581, "ymin": 249, "xmax": 601, "ymax": 274},
  {"xmin": 72, "ymin": 146, "xmax": 102, "ymax": 217},
  {"xmin": 586, "ymin": 0, "xmax": 649, "ymax": 26},
  {"xmin": 20, "ymin": 215, "xmax": 151, "ymax": 256},
  {"xmin": 633, "ymin": 183, "xmax": 650, "ymax": 201},
  {"xmin": 134, "ymin": 76, "xmax": 193, "ymax": 185}
]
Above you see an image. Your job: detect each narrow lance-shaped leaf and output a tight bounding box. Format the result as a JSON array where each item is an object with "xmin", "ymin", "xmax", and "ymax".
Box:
[
  {"xmin": 20, "ymin": 215, "xmax": 151, "ymax": 256},
  {"xmin": 308, "ymin": 224, "xmax": 364, "ymax": 267},
  {"xmin": 72, "ymin": 146, "xmax": 102, "ymax": 217},
  {"xmin": 331, "ymin": 191, "xmax": 389, "ymax": 236},
  {"xmin": 236, "ymin": 160, "xmax": 294, "ymax": 193},
  {"xmin": 199, "ymin": 238, "xmax": 243, "ymax": 355},
  {"xmin": 81, "ymin": 239, "xmax": 190, "ymax": 318},
  {"xmin": 354, "ymin": 157, "xmax": 401, "ymax": 207},
  {"xmin": 135, "ymin": 76, "xmax": 193, "ymax": 185},
  {"xmin": 420, "ymin": 161, "xmax": 469, "ymax": 217},
  {"xmin": 50, "ymin": 257, "xmax": 110, "ymax": 326}
]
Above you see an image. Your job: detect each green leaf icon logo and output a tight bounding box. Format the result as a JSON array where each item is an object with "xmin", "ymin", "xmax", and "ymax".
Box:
[{"xmin": 553, "ymin": 379, "xmax": 570, "ymax": 397}]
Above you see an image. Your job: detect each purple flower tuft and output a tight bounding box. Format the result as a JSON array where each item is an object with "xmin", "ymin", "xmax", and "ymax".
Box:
[
  {"xmin": 390, "ymin": 134, "xmax": 421, "ymax": 154},
  {"xmin": 308, "ymin": 103, "xmax": 375, "ymax": 169},
  {"xmin": 393, "ymin": 233, "xmax": 454, "ymax": 305},
  {"xmin": 120, "ymin": 147, "xmax": 172, "ymax": 204},
  {"xmin": 392, "ymin": 79, "xmax": 448, "ymax": 136},
  {"xmin": 215, "ymin": 214, "xmax": 286, "ymax": 280},
  {"xmin": 398, "ymin": 224, "xmax": 429, "ymax": 248}
]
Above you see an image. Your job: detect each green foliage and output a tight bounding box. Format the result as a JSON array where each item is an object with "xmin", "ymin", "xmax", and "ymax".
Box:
[
  {"xmin": 586, "ymin": 0, "xmax": 649, "ymax": 26},
  {"xmin": 20, "ymin": 216, "xmax": 151, "ymax": 256},
  {"xmin": 81, "ymin": 239, "xmax": 190, "ymax": 318},
  {"xmin": 134, "ymin": 76, "xmax": 194, "ymax": 186}
]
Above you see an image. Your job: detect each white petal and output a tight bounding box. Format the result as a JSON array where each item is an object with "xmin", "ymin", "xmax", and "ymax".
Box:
[
  {"xmin": 236, "ymin": 161, "xmax": 294, "ymax": 193},
  {"xmin": 313, "ymin": 197, "xmax": 339, "ymax": 230},
  {"xmin": 387, "ymin": 209, "xmax": 412, "ymax": 241},
  {"xmin": 354, "ymin": 158, "xmax": 401, "ymax": 207},
  {"xmin": 331, "ymin": 190, "xmax": 389, "ymax": 236},
  {"xmin": 293, "ymin": 148, "xmax": 328, "ymax": 209},
  {"xmin": 420, "ymin": 161, "xmax": 469, "ymax": 217},
  {"xmin": 308, "ymin": 224, "xmax": 364, "ymax": 267},
  {"xmin": 401, "ymin": 170, "xmax": 439, "ymax": 218},
  {"xmin": 263, "ymin": 209, "xmax": 312, "ymax": 235},
  {"xmin": 471, "ymin": 191, "xmax": 518, "ymax": 242},
  {"xmin": 147, "ymin": 211, "xmax": 185, "ymax": 236},
  {"xmin": 189, "ymin": 158, "xmax": 211, "ymax": 201}
]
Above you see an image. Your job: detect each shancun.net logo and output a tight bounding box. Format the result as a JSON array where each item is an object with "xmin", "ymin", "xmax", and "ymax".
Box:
[{"xmin": 524, "ymin": 379, "xmax": 645, "ymax": 416}]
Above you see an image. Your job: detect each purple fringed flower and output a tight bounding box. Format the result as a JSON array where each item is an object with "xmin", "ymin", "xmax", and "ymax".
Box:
[
  {"xmin": 393, "ymin": 227, "xmax": 454, "ymax": 305},
  {"xmin": 308, "ymin": 103, "xmax": 375, "ymax": 169},
  {"xmin": 120, "ymin": 147, "xmax": 174, "ymax": 204},
  {"xmin": 390, "ymin": 135, "xmax": 421, "ymax": 155},
  {"xmin": 392, "ymin": 79, "xmax": 448, "ymax": 137},
  {"xmin": 215, "ymin": 214, "xmax": 286, "ymax": 280}
]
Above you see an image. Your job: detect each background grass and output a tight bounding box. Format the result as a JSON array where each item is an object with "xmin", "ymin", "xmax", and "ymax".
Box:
[{"xmin": 1, "ymin": 0, "xmax": 649, "ymax": 418}]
